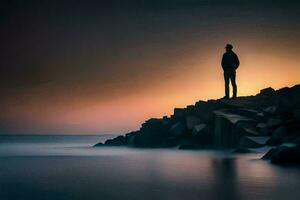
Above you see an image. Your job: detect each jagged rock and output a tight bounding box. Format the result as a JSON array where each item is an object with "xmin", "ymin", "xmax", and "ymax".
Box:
[
  {"xmin": 192, "ymin": 124, "xmax": 207, "ymax": 136},
  {"xmin": 95, "ymin": 83, "xmax": 300, "ymax": 151},
  {"xmin": 256, "ymin": 123, "xmax": 269, "ymax": 135},
  {"xmin": 170, "ymin": 122, "xmax": 186, "ymax": 137},
  {"xmin": 213, "ymin": 110, "xmax": 258, "ymax": 148},
  {"xmin": 238, "ymin": 136, "xmax": 267, "ymax": 148},
  {"xmin": 266, "ymin": 126, "xmax": 287, "ymax": 146},
  {"xmin": 192, "ymin": 124, "xmax": 212, "ymax": 145},
  {"xmin": 185, "ymin": 116, "xmax": 202, "ymax": 130},
  {"xmin": 262, "ymin": 146, "xmax": 289, "ymax": 160},
  {"xmin": 260, "ymin": 87, "xmax": 275, "ymax": 96},
  {"xmin": 267, "ymin": 118, "xmax": 282, "ymax": 128}
]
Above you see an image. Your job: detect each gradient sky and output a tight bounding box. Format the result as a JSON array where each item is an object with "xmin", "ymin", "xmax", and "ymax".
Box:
[{"xmin": 0, "ymin": 0, "xmax": 300, "ymax": 135}]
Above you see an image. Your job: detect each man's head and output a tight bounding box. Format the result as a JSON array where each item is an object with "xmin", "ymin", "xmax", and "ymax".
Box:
[{"xmin": 225, "ymin": 44, "xmax": 233, "ymax": 52}]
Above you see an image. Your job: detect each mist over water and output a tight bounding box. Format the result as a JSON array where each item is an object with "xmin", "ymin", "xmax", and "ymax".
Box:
[{"xmin": 0, "ymin": 135, "xmax": 300, "ymax": 200}]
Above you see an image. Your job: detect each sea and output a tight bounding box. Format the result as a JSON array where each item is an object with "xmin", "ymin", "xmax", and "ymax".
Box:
[{"xmin": 0, "ymin": 135, "xmax": 300, "ymax": 200}]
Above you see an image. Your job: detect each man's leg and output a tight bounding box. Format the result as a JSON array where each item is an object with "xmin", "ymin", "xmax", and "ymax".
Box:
[
  {"xmin": 224, "ymin": 72, "xmax": 230, "ymax": 98},
  {"xmin": 230, "ymin": 71, "xmax": 237, "ymax": 98}
]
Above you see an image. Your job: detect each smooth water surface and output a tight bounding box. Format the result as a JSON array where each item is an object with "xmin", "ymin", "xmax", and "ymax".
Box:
[{"xmin": 0, "ymin": 135, "xmax": 300, "ymax": 200}]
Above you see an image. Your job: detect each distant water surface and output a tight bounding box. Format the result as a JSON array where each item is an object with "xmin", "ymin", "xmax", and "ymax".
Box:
[{"xmin": 0, "ymin": 135, "xmax": 300, "ymax": 200}]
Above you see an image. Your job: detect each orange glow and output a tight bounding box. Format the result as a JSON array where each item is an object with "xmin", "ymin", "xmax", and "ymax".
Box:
[{"xmin": 1, "ymin": 39, "xmax": 300, "ymax": 135}]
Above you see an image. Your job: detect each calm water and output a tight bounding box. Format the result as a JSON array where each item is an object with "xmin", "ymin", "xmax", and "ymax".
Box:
[{"xmin": 0, "ymin": 135, "xmax": 300, "ymax": 200}]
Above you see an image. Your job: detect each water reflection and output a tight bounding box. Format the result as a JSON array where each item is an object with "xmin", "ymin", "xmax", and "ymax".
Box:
[{"xmin": 0, "ymin": 136, "xmax": 300, "ymax": 200}]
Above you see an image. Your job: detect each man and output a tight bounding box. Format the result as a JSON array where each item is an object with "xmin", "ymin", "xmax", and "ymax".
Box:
[{"xmin": 221, "ymin": 44, "xmax": 240, "ymax": 99}]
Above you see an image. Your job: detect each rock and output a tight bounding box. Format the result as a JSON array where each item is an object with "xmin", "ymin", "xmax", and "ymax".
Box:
[
  {"xmin": 266, "ymin": 136, "xmax": 283, "ymax": 146},
  {"xmin": 256, "ymin": 123, "xmax": 269, "ymax": 135},
  {"xmin": 133, "ymin": 118, "xmax": 169, "ymax": 147},
  {"xmin": 185, "ymin": 116, "xmax": 202, "ymax": 130},
  {"xmin": 271, "ymin": 146, "xmax": 300, "ymax": 165},
  {"xmin": 260, "ymin": 87, "xmax": 275, "ymax": 96},
  {"xmin": 238, "ymin": 136, "xmax": 267, "ymax": 148},
  {"xmin": 170, "ymin": 122, "xmax": 186, "ymax": 137},
  {"xmin": 192, "ymin": 124, "xmax": 212, "ymax": 145},
  {"xmin": 104, "ymin": 135, "xmax": 126, "ymax": 146},
  {"xmin": 263, "ymin": 106, "xmax": 277, "ymax": 115},
  {"xmin": 94, "ymin": 142, "xmax": 104, "ymax": 147},
  {"xmin": 273, "ymin": 126, "xmax": 287, "ymax": 138},
  {"xmin": 262, "ymin": 146, "xmax": 289, "ymax": 160},
  {"xmin": 213, "ymin": 110, "xmax": 258, "ymax": 148},
  {"xmin": 266, "ymin": 126, "xmax": 287, "ymax": 146},
  {"xmin": 267, "ymin": 118, "xmax": 282, "ymax": 128}
]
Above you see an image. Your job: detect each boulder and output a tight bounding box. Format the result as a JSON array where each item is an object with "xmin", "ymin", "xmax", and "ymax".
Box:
[
  {"xmin": 185, "ymin": 116, "xmax": 202, "ymax": 130},
  {"xmin": 256, "ymin": 123, "xmax": 269, "ymax": 135},
  {"xmin": 213, "ymin": 110, "xmax": 258, "ymax": 148},
  {"xmin": 266, "ymin": 126, "xmax": 287, "ymax": 146},
  {"xmin": 262, "ymin": 146, "xmax": 289, "ymax": 160},
  {"xmin": 238, "ymin": 136, "xmax": 267, "ymax": 148},
  {"xmin": 170, "ymin": 122, "xmax": 186, "ymax": 137},
  {"xmin": 104, "ymin": 135, "xmax": 126, "ymax": 146},
  {"xmin": 192, "ymin": 124, "xmax": 212, "ymax": 145}
]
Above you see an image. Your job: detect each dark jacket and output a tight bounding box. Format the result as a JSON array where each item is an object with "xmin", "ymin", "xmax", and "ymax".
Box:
[{"xmin": 221, "ymin": 51, "xmax": 240, "ymax": 71}]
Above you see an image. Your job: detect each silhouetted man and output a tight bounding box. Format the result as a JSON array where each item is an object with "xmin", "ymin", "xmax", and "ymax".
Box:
[{"xmin": 221, "ymin": 44, "xmax": 240, "ymax": 99}]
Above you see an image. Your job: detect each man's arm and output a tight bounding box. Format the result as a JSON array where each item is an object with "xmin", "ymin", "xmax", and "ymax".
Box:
[
  {"xmin": 221, "ymin": 54, "xmax": 225, "ymax": 70},
  {"xmin": 235, "ymin": 54, "xmax": 240, "ymax": 69}
]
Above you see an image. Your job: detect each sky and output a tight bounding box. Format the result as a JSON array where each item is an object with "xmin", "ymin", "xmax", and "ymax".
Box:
[{"xmin": 0, "ymin": 0, "xmax": 300, "ymax": 135}]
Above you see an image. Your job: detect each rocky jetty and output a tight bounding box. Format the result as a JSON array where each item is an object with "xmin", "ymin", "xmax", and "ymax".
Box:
[{"xmin": 95, "ymin": 84, "xmax": 300, "ymax": 165}]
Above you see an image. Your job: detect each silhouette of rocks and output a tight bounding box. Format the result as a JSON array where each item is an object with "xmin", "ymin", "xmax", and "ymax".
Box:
[{"xmin": 94, "ymin": 83, "xmax": 300, "ymax": 162}]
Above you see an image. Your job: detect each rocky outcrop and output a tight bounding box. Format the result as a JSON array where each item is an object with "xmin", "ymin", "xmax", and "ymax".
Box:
[{"xmin": 94, "ymin": 84, "xmax": 300, "ymax": 158}]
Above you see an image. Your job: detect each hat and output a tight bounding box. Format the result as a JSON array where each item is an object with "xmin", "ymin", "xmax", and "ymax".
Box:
[{"xmin": 225, "ymin": 44, "xmax": 233, "ymax": 49}]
